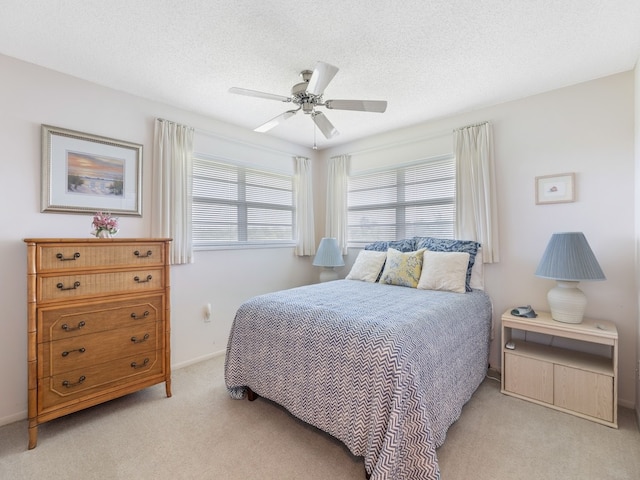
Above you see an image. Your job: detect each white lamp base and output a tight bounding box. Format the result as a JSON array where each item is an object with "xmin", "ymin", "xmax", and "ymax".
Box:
[
  {"xmin": 547, "ymin": 280, "xmax": 587, "ymax": 324},
  {"xmin": 319, "ymin": 267, "xmax": 338, "ymax": 283}
]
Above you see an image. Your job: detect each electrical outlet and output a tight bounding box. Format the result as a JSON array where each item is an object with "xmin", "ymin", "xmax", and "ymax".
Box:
[{"xmin": 204, "ymin": 303, "xmax": 212, "ymax": 323}]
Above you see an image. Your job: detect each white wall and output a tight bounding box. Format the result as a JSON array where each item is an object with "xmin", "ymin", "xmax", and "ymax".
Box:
[
  {"xmin": 319, "ymin": 72, "xmax": 638, "ymax": 408},
  {"xmin": 0, "ymin": 54, "xmax": 316, "ymax": 425}
]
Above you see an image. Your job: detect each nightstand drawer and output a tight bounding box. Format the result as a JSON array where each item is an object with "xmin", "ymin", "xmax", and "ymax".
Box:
[
  {"xmin": 554, "ymin": 365, "xmax": 613, "ymax": 422},
  {"xmin": 504, "ymin": 352, "xmax": 553, "ymax": 404}
]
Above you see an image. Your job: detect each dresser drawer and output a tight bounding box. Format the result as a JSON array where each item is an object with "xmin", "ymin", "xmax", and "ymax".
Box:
[
  {"xmin": 36, "ymin": 242, "xmax": 165, "ymax": 272},
  {"xmin": 37, "ymin": 268, "xmax": 164, "ymax": 302},
  {"xmin": 39, "ymin": 295, "xmax": 163, "ymax": 342},
  {"xmin": 40, "ymin": 320, "xmax": 160, "ymax": 376},
  {"xmin": 39, "ymin": 350, "xmax": 164, "ymax": 411}
]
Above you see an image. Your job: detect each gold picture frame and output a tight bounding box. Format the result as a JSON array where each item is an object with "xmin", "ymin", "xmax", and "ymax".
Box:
[
  {"xmin": 41, "ymin": 125, "xmax": 142, "ymax": 216},
  {"xmin": 535, "ymin": 173, "xmax": 575, "ymax": 205}
]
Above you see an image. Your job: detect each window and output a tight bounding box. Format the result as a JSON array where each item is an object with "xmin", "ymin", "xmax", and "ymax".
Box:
[
  {"xmin": 192, "ymin": 156, "xmax": 295, "ymax": 248},
  {"xmin": 347, "ymin": 155, "xmax": 455, "ymax": 246}
]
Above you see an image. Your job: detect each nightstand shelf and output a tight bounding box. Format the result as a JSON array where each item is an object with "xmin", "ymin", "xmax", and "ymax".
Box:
[{"xmin": 501, "ymin": 310, "xmax": 617, "ymax": 428}]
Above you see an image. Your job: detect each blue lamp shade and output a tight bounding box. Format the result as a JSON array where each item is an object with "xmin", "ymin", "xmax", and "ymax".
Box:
[
  {"xmin": 312, "ymin": 237, "xmax": 345, "ymax": 268},
  {"xmin": 535, "ymin": 232, "xmax": 605, "ymax": 281},
  {"xmin": 535, "ymin": 232, "xmax": 605, "ymax": 323}
]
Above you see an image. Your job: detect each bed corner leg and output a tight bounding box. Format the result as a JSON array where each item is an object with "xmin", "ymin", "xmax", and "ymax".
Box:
[{"xmin": 246, "ymin": 387, "xmax": 259, "ymax": 401}]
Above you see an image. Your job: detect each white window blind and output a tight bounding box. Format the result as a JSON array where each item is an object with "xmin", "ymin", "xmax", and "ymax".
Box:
[
  {"xmin": 192, "ymin": 157, "xmax": 295, "ymax": 247},
  {"xmin": 347, "ymin": 155, "xmax": 455, "ymax": 245}
]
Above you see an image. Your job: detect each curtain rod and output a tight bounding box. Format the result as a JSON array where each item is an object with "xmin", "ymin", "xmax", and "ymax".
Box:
[
  {"xmin": 453, "ymin": 121, "xmax": 490, "ymax": 132},
  {"xmin": 155, "ymin": 117, "xmax": 193, "ymax": 128}
]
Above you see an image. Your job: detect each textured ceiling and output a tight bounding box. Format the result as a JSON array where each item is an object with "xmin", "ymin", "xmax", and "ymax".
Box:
[{"xmin": 1, "ymin": 1, "xmax": 639, "ymax": 150}]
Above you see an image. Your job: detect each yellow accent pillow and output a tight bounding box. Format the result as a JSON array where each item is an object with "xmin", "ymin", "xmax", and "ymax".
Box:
[{"xmin": 380, "ymin": 248, "xmax": 426, "ymax": 288}]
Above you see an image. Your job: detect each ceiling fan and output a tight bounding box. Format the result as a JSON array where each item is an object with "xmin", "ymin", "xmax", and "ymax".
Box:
[{"xmin": 229, "ymin": 61, "xmax": 387, "ymax": 140}]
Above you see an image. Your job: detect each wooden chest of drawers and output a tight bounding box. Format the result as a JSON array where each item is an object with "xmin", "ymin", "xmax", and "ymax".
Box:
[{"xmin": 24, "ymin": 238, "xmax": 172, "ymax": 449}]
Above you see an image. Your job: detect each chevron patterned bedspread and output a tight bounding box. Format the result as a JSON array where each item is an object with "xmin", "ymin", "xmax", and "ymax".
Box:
[{"xmin": 225, "ymin": 280, "xmax": 492, "ymax": 479}]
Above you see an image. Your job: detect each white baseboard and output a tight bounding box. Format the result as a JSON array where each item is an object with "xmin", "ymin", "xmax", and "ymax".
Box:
[
  {"xmin": 172, "ymin": 350, "xmax": 226, "ymax": 370},
  {"xmin": 618, "ymin": 398, "xmax": 636, "ymax": 410},
  {"xmin": 0, "ymin": 410, "xmax": 27, "ymax": 428}
]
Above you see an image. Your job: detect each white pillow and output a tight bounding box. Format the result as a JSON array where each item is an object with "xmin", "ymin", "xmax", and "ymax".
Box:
[
  {"xmin": 417, "ymin": 250, "xmax": 470, "ymax": 293},
  {"xmin": 346, "ymin": 250, "xmax": 387, "ymax": 282}
]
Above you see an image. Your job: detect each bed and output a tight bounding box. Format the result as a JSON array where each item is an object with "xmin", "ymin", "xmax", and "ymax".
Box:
[{"xmin": 225, "ymin": 271, "xmax": 492, "ymax": 479}]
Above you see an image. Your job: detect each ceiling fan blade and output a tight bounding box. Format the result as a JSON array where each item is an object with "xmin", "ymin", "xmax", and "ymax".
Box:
[
  {"xmin": 254, "ymin": 110, "xmax": 298, "ymax": 133},
  {"xmin": 312, "ymin": 112, "xmax": 339, "ymax": 139},
  {"xmin": 229, "ymin": 87, "xmax": 291, "ymax": 103},
  {"xmin": 325, "ymin": 99, "xmax": 387, "ymax": 113},
  {"xmin": 306, "ymin": 61, "xmax": 339, "ymax": 96}
]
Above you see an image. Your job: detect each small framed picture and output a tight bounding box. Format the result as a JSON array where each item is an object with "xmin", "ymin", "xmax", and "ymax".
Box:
[
  {"xmin": 535, "ymin": 173, "xmax": 575, "ymax": 205},
  {"xmin": 41, "ymin": 125, "xmax": 142, "ymax": 216}
]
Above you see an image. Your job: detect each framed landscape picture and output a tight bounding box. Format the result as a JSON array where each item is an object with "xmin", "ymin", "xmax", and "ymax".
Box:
[{"xmin": 41, "ymin": 125, "xmax": 142, "ymax": 216}]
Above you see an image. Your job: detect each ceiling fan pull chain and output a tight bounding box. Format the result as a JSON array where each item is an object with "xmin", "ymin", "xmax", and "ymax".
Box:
[{"xmin": 313, "ymin": 123, "xmax": 317, "ymax": 150}]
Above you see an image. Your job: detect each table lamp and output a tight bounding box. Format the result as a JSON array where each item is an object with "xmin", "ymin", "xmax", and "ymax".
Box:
[
  {"xmin": 535, "ymin": 232, "xmax": 605, "ymax": 323},
  {"xmin": 312, "ymin": 237, "xmax": 344, "ymax": 282}
]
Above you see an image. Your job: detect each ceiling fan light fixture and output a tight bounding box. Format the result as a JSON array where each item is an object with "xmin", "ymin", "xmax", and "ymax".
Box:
[{"xmin": 300, "ymin": 69, "xmax": 313, "ymax": 83}]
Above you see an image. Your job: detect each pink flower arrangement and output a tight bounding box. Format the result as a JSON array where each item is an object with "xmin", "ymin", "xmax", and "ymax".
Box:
[{"xmin": 91, "ymin": 212, "xmax": 119, "ymax": 237}]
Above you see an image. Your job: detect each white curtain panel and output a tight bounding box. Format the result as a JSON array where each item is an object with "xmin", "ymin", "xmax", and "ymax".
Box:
[
  {"xmin": 326, "ymin": 154, "xmax": 349, "ymax": 254},
  {"xmin": 152, "ymin": 118, "xmax": 195, "ymax": 265},
  {"xmin": 294, "ymin": 156, "xmax": 315, "ymax": 256},
  {"xmin": 454, "ymin": 122, "xmax": 500, "ymax": 263}
]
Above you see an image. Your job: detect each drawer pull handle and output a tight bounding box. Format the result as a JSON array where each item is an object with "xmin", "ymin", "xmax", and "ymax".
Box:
[
  {"xmin": 134, "ymin": 275, "xmax": 152, "ymax": 283},
  {"xmin": 61, "ymin": 347, "xmax": 86, "ymax": 357},
  {"xmin": 56, "ymin": 252, "xmax": 81, "ymax": 261},
  {"xmin": 130, "ymin": 358, "xmax": 150, "ymax": 369},
  {"xmin": 61, "ymin": 321, "xmax": 86, "ymax": 331},
  {"xmin": 134, "ymin": 250, "xmax": 153, "ymax": 258},
  {"xmin": 131, "ymin": 310, "xmax": 150, "ymax": 320},
  {"xmin": 131, "ymin": 333, "xmax": 150, "ymax": 344},
  {"xmin": 62, "ymin": 375, "xmax": 86, "ymax": 388},
  {"xmin": 57, "ymin": 281, "xmax": 81, "ymax": 291}
]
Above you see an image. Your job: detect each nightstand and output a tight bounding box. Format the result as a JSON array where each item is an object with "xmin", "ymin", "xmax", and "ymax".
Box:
[{"xmin": 501, "ymin": 309, "xmax": 617, "ymax": 428}]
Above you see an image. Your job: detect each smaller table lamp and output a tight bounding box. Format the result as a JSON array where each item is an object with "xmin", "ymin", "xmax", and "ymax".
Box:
[
  {"xmin": 312, "ymin": 237, "xmax": 345, "ymax": 282},
  {"xmin": 535, "ymin": 232, "xmax": 605, "ymax": 324}
]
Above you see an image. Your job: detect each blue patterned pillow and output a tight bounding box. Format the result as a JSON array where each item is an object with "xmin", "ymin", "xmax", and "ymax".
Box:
[
  {"xmin": 413, "ymin": 237, "xmax": 480, "ymax": 292},
  {"xmin": 364, "ymin": 238, "xmax": 416, "ymax": 252}
]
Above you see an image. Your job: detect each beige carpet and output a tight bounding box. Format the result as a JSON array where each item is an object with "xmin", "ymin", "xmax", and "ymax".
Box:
[{"xmin": 0, "ymin": 355, "xmax": 638, "ymax": 479}]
